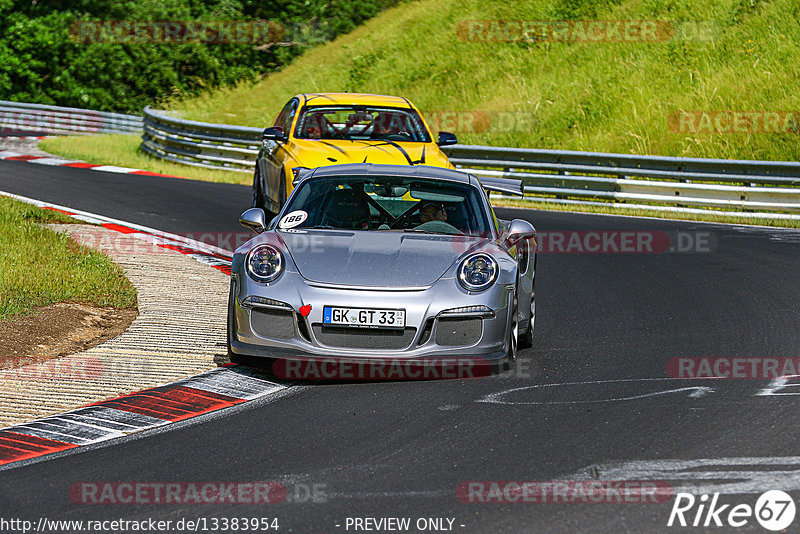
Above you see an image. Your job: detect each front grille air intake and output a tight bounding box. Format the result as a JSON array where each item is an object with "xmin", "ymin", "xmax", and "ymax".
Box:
[
  {"xmin": 312, "ymin": 325, "xmax": 417, "ymax": 350},
  {"xmin": 251, "ymin": 309, "xmax": 295, "ymax": 339},
  {"xmin": 435, "ymin": 317, "xmax": 482, "ymax": 346}
]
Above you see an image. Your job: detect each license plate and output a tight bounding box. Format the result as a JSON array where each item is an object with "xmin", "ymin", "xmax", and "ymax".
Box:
[{"xmin": 323, "ymin": 306, "xmax": 405, "ymax": 329}]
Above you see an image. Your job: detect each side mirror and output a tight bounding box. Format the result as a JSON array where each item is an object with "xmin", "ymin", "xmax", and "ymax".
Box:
[
  {"xmin": 240, "ymin": 208, "xmax": 267, "ymax": 233},
  {"xmin": 262, "ymin": 126, "xmax": 285, "ymax": 141},
  {"xmin": 505, "ymin": 219, "xmax": 536, "ymax": 247},
  {"xmin": 437, "ymin": 131, "xmax": 458, "ymax": 146}
]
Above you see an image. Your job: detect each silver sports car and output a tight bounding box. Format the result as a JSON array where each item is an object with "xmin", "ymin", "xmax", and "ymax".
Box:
[{"xmin": 228, "ymin": 163, "xmax": 536, "ymax": 372}]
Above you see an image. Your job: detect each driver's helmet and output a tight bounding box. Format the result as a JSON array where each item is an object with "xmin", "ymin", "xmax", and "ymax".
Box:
[
  {"xmin": 371, "ymin": 112, "xmax": 401, "ymax": 137},
  {"xmin": 303, "ymin": 113, "xmax": 324, "ymax": 138},
  {"xmin": 418, "ymin": 202, "xmax": 446, "ymax": 223}
]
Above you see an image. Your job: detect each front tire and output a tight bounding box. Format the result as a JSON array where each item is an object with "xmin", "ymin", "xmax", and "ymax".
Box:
[
  {"xmin": 518, "ymin": 295, "xmax": 534, "ymax": 349},
  {"xmin": 227, "ymin": 280, "xmax": 238, "ymax": 362},
  {"xmin": 518, "ymin": 315, "xmax": 533, "ymax": 349},
  {"xmin": 517, "ymin": 275, "xmax": 534, "ymax": 350},
  {"xmin": 503, "ymin": 290, "xmax": 518, "ymax": 371}
]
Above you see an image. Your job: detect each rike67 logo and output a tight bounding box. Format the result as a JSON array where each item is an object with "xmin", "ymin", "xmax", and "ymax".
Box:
[{"xmin": 668, "ymin": 490, "xmax": 796, "ymax": 530}]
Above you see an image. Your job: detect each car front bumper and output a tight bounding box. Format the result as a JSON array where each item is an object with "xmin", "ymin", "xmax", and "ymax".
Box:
[{"xmin": 229, "ymin": 271, "xmax": 515, "ymax": 363}]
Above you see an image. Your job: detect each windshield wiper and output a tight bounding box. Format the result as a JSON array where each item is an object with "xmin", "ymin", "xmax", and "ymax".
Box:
[
  {"xmin": 403, "ymin": 228, "xmax": 466, "ymax": 236},
  {"xmin": 402, "ymin": 228, "xmax": 439, "ymax": 235}
]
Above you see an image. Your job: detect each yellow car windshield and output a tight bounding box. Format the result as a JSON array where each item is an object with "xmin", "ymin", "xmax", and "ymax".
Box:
[{"xmin": 294, "ymin": 106, "xmax": 431, "ymax": 143}]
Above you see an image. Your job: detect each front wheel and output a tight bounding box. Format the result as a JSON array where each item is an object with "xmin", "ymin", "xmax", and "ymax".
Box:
[
  {"xmin": 518, "ymin": 294, "xmax": 534, "ymax": 349},
  {"xmin": 227, "ymin": 282, "xmax": 263, "ymax": 368},
  {"xmin": 507, "ymin": 291, "xmax": 519, "ymax": 363},
  {"xmin": 227, "ymin": 280, "xmax": 238, "ymax": 361},
  {"xmin": 518, "ymin": 314, "xmax": 533, "ymax": 349},
  {"xmin": 501, "ymin": 319, "xmax": 518, "ymax": 373},
  {"xmin": 517, "ymin": 275, "xmax": 534, "ymax": 350}
]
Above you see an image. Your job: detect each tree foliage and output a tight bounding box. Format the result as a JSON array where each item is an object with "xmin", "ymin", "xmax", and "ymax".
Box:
[{"xmin": 0, "ymin": 0, "xmax": 398, "ymax": 112}]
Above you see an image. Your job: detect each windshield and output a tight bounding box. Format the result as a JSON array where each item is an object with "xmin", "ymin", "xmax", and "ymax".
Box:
[
  {"xmin": 293, "ymin": 105, "xmax": 432, "ymax": 142},
  {"xmin": 280, "ymin": 175, "xmax": 491, "ymax": 237}
]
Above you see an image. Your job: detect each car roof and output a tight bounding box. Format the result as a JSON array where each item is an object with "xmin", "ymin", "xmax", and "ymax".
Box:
[
  {"xmin": 295, "ymin": 93, "xmax": 413, "ymax": 108},
  {"xmin": 308, "ymin": 163, "xmax": 475, "ymax": 184}
]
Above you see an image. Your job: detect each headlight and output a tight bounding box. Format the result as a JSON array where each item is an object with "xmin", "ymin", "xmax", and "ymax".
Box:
[
  {"xmin": 246, "ymin": 245, "xmax": 283, "ymax": 283},
  {"xmin": 458, "ymin": 253, "xmax": 498, "ymax": 292}
]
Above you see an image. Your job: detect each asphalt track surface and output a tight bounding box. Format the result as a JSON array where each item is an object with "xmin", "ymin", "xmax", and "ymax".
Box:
[{"xmin": 2, "ymin": 159, "xmax": 800, "ymax": 532}]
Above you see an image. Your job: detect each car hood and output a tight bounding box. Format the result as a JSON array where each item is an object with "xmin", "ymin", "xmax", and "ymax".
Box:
[
  {"xmin": 287, "ymin": 139, "xmax": 453, "ymax": 169},
  {"xmin": 280, "ymin": 230, "xmax": 486, "ymax": 288}
]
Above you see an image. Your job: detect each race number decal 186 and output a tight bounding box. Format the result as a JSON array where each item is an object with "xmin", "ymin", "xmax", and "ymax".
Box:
[{"xmin": 279, "ymin": 210, "xmax": 307, "ymax": 229}]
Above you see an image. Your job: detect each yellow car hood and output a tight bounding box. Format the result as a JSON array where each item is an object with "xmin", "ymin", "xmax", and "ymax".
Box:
[{"xmin": 287, "ymin": 139, "xmax": 453, "ymax": 170}]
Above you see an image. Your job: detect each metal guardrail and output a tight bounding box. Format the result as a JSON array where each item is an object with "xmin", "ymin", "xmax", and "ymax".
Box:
[
  {"xmin": 141, "ymin": 107, "xmax": 800, "ymax": 217},
  {"xmin": 141, "ymin": 107, "xmax": 260, "ymax": 173},
  {"xmin": 0, "ymin": 101, "xmax": 142, "ymax": 135},
  {"xmin": 444, "ymin": 145, "xmax": 800, "ymax": 216}
]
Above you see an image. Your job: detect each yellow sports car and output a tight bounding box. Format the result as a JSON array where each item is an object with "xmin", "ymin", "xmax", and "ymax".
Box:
[{"xmin": 251, "ymin": 93, "xmax": 458, "ymax": 212}]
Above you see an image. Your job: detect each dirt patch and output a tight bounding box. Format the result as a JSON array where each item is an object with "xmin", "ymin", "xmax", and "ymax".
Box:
[{"xmin": 0, "ymin": 303, "xmax": 137, "ymax": 369}]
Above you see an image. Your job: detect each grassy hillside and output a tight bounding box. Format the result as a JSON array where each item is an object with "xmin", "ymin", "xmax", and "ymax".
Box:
[{"xmin": 169, "ymin": 0, "xmax": 800, "ymax": 161}]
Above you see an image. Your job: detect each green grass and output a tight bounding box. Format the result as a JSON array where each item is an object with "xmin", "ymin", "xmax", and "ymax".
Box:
[
  {"xmin": 168, "ymin": 0, "xmax": 800, "ymax": 162},
  {"xmin": 491, "ymin": 197, "xmax": 800, "ymax": 229},
  {"xmin": 40, "ymin": 135, "xmax": 251, "ymax": 185},
  {"xmin": 0, "ymin": 196, "xmax": 138, "ymax": 320}
]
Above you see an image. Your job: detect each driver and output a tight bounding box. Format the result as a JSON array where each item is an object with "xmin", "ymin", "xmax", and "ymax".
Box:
[
  {"xmin": 415, "ymin": 202, "xmax": 463, "ymax": 235},
  {"xmin": 419, "ymin": 203, "xmax": 447, "ymax": 224},
  {"xmin": 370, "ymin": 112, "xmax": 401, "ymax": 139},
  {"xmin": 303, "ymin": 113, "xmax": 325, "ymax": 138}
]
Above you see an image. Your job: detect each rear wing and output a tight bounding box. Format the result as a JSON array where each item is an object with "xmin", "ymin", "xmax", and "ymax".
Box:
[{"xmin": 476, "ymin": 176, "xmax": 524, "ymax": 197}]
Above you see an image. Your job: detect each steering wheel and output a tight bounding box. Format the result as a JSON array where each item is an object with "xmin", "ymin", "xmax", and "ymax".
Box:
[{"xmin": 414, "ymin": 220, "xmax": 464, "ymax": 235}]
